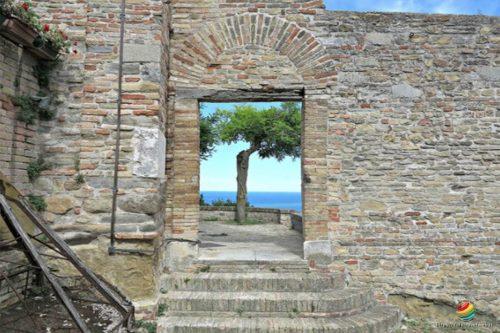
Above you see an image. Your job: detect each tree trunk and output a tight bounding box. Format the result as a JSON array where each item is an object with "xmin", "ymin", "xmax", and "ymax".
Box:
[{"xmin": 235, "ymin": 148, "xmax": 255, "ymax": 223}]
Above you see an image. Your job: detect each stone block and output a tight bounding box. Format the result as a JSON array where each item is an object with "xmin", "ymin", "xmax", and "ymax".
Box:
[
  {"xmin": 46, "ymin": 195, "xmax": 74, "ymax": 215},
  {"xmin": 132, "ymin": 127, "xmax": 166, "ymax": 179},
  {"xmin": 304, "ymin": 240, "xmax": 333, "ymax": 266},
  {"xmin": 477, "ymin": 66, "xmax": 500, "ymax": 82},
  {"xmin": 118, "ymin": 193, "xmax": 162, "ymax": 215},
  {"xmin": 83, "ymin": 197, "xmax": 112, "ymax": 214},
  {"xmin": 165, "ymin": 241, "xmax": 198, "ymax": 272},
  {"xmin": 391, "ymin": 83, "xmax": 423, "ymax": 98},
  {"xmin": 365, "ymin": 32, "xmax": 393, "ymax": 45},
  {"xmin": 123, "ymin": 44, "xmax": 161, "ymax": 63}
]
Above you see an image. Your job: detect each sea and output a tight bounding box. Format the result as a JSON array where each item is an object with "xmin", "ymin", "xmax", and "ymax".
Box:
[{"xmin": 201, "ymin": 191, "xmax": 302, "ymax": 212}]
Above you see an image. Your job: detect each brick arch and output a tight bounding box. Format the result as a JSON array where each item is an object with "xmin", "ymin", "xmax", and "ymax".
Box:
[
  {"xmin": 167, "ymin": 13, "xmax": 333, "ymax": 270},
  {"xmin": 171, "ymin": 13, "xmax": 334, "ymax": 87}
]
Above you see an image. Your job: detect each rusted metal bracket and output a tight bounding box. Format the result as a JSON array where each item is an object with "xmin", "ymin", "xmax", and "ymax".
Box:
[
  {"xmin": 0, "ymin": 194, "xmax": 91, "ymax": 333},
  {"xmin": 0, "ymin": 172, "xmax": 134, "ymax": 332}
]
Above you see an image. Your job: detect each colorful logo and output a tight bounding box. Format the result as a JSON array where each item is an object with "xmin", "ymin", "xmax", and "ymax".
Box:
[{"xmin": 456, "ymin": 301, "xmax": 476, "ymax": 321}]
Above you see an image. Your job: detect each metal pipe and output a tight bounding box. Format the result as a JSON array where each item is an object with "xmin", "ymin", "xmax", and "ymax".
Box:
[{"xmin": 109, "ymin": 0, "xmax": 126, "ymax": 255}]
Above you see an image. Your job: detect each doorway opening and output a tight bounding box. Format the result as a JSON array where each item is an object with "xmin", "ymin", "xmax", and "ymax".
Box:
[{"xmin": 198, "ymin": 101, "xmax": 304, "ymax": 261}]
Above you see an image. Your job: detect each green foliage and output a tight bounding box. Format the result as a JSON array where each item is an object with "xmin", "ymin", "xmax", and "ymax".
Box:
[
  {"xmin": 215, "ymin": 102, "xmax": 301, "ymax": 161},
  {"xmin": 75, "ymin": 173, "xmax": 85, "ymax": 184},
  {"xmin": 157, "ymin": 304, "xmax": 167, "ymax": 316},
  {"xmin": 200, "ymin": 112, "xmax": 221, "ymax": 160},
  {"xmin": 12, "ymin": 95, "xmax": 55, "ymax": 124},
  {"xmin": 1, "ymin": 1, "xmax": 42, "ymax": 32},
  {"xmin": 199, "ymin": 193, "xmax": 207, "ymax": 205},
  {"xmin": 0, "ymin": 1, "xmax": 71, "ymax": 54},
  {"xmin": 27, "ymin": 157, "xmax": 51, "ymax": 182},
  {"xmin": 135, "ymin": 320, "xmax": 156, "ymax": 333},
  {"xmin": 28, "ymin": 195, "xmax": 46, "ymax": 211},
  {"xmin": 33, "ymin": 61, "xmax": 59, "ymax": 87},
  {"xmin": 13, "ymin": 95, "xmax": 38, "ymax": 124},
  {"xmin": 209, "ymin": 198, "xmax": 251, "ymax": 207}
]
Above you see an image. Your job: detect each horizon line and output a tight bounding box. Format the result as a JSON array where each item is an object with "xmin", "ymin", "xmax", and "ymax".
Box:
[{"xmin": 201, "ymin": 190, "xmax": 301, "ymax": 193}]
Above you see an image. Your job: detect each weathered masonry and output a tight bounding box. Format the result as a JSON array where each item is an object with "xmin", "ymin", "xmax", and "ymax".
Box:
[{"xmin": 0, "ymin": 0, "xmax": 498, "ymax": 320}]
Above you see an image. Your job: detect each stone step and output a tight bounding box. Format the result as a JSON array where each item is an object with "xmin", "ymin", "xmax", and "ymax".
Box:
[
  {"xmin": 161, "ymin": 288, "xmax": 374, "ymax": 316},
  {"xmin": 162, "ymin": 272, "xmax": 345, "ymax": 292},
  {"xmin": 191, "ymin": 259, "xmax": 309, "ymax": 273},
  {"xmin": 158, "ymin": 305, "xmax": 402, "ymax": 333}
]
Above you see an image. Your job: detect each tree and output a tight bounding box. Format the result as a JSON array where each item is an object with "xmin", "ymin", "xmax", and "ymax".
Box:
[
  {"xmin": 212, "ymin": 102, "xmax": 301, "ymax": 223},
  {"xmin": 200, "ymin": 112, "xmax": 220, "ymax": 160}
]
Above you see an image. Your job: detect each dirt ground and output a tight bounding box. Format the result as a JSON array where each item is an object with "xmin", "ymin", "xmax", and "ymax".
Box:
[{"xmin": 0, "ymin": 288, "xmax": 123, "ymax": 333}]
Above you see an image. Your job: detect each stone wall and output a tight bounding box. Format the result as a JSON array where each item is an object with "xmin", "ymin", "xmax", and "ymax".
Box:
[
  {"xmin": 319, "ymin": 12, "xmax": 499, "ymax": 316},
  {"xmin": 0, "ymin": 31, "xmax": 47, "ymax": 308},
  {"xmin": 166, "ymin": 1, "xmax": 499, "ymax": 316},
  {"xmin": 0, "ymin": 34, "xmax": 42, "ymax": 309},
  {"xmin": 22, "ymin": 0, "xmax": 167, "ymax": 304},
  {"xmin": 201, "ymin": 206, "xmax": 301, "ymax": 227},
  {"xmin": 6, "ymin": 0, "xmax": 495, "ymax": 318},
  {"xmin": 0, "ymin": 36, "xmax": 41, "ymax": 194}
]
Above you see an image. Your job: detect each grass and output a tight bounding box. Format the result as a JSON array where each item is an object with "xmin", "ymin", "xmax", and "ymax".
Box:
[
  {"xmin": 203, "ymin": 216, "xmax": 218, "ymax": 221},
  {"xmin": 225, "ymin": 219, "xmax": 264, "ymax": 225}
]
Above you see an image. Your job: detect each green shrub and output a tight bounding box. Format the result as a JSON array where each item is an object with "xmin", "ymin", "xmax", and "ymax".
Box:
[
  {"xmin": 27, "ymin": 157, "xmax": 51, "ymax": 182},
  {"xmin": 157, "ymin": 303, "xmax": 167, "ymax": 316},
  {"xmin": 33, "ymin": 61, "xmax": 59, "ymax": 87},
  {"xmin": 13, "ymin": 95, "xmax": 38, "ymax": 124},
  {"xmin": 28, "ymin": 195, "xmax": 46, "ymax": 212},
  {"xmin": 135, "ymin": 320, "xmax": 156, "ymax": 333},
  {"xmin": 75, "ymin": 173, "xmax": 85, "ymax": 184},
  {"xmin": 12, "ymin": 95, "xmax": 55, "ymax": 124},
  {"xmin": 210, "ymin": 198, "xmax": 251, "ymax": 207},
  {"xmin": 200, "ymin": 193, "xmax": 207, "ymax": 205}
]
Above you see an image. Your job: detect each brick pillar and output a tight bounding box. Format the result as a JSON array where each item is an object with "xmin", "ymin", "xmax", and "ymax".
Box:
[
  {"xmin": 165, "ymin": 97, "xmax": 199, "ymax": 271},
  {"xmin": 302, "ymin": 92, "xmax": 333, "ymax": 267}
]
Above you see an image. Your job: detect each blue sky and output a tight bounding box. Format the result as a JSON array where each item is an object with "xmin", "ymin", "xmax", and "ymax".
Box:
[
  {"xmin": 200, "ymin": 102, "xmax": 301, "ymax": 192},
  {"xmin": 325, "ymin": 0, "xmax": 500, "ymax": 15}
]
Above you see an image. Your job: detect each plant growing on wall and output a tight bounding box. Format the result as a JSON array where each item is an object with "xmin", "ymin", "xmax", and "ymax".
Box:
[
  {"xmin": 27, "ymin": 156, "xmax": 51, "ymax": 181},
  {"xmin": 28, "ymin": 194, "xmax": 46, "ymax": 211},
  {"xmin": 201, "ymin": 102, "xmax": 301, "ymax": 223},
  {"xmin": 12, "ymin": 94, "xmax": 54, "ymax": 124}
]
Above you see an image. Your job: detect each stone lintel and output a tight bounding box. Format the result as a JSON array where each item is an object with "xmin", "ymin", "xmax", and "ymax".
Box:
[{"xmin": 174, "ymin": 87, "xmax": 304, "ymax": 102}]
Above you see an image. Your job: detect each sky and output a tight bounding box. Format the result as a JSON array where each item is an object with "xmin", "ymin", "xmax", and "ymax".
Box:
[
  {"xmin": 324, "ymin": 0, "xmax": 500, "ymax": 15},
  {"xmin": 200, "ymin": 102, "xmax": 302, "ymax": 193}
]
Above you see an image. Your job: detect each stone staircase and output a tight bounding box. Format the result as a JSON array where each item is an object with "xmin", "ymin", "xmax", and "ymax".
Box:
[{"xmin": 157, "ymin": 259, "xmax": 402, "ymax": 332}]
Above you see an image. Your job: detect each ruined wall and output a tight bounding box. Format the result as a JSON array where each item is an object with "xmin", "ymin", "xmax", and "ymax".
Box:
[
  {"xmin": 167, "ymin": 0, "xmax": 499, "ymax": 316},
  {"xmin": 0, "ymin": 36, "xmax": 41, "ymax": 193},
  {"xmin": 0, "ymin": 35, "xmax": 42, "ymax": 309},
  {"xmin": 319, "ymin": 12, "xmax": 499, "ymax": 316},
  {"xmin": 24, "ymin": 0, "xmax": 167, "ymax": 305},
  {"xmin": 201, "ymin": 206, "xmax": 300, "ymax": 227}
]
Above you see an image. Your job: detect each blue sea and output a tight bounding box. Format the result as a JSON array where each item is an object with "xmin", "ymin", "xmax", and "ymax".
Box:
[{"xmin": 201, "ymin": 191, "xmax": 302, "ymax": 211}]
